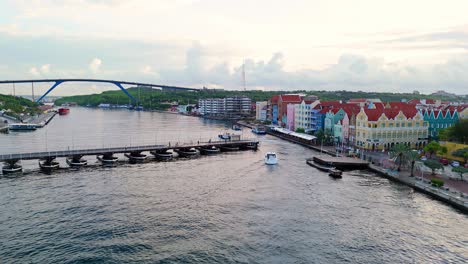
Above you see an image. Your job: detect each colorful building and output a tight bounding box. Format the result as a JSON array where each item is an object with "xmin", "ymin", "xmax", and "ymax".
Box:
[
  {"xmin": 294, "ymin": 100, "xmax": 320, "ymax": 132},
  {"xmin": 420, "ymin": 109, "xmax": 459, "ymax": 139},
  {"xmin": 256, "ymin": 101, "xmax": 268, "ymax": 121},
  {"xmin": 355, "ymin": 106, "xmax": 429, "ymax": 150}
]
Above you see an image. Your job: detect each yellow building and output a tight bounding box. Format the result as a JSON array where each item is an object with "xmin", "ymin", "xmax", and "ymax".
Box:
[{"xmin": 355, "ymin": 106, "xmax": 429, "ymax": 150}]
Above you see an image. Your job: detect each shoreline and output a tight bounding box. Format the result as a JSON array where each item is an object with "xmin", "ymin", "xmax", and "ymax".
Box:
[{"xmin": 237, "ymin": 121, "xmax": 468, "ymax": 214}]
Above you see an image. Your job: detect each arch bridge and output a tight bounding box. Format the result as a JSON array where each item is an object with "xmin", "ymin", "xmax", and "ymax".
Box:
[{"xmin": 0, "ymin": 79, "xmax": 200, "ymax": 103}]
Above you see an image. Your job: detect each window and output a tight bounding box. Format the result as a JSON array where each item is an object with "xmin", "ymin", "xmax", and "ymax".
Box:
[{"xmin": 389, "ymin": 123, "xmax": 394, "ymax": 128}]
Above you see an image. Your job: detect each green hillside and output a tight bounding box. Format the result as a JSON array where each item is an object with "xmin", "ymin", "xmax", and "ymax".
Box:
[
  {"xmin": 0, "ymin": 94, "xmax": 40, "ymax": 117},
  {"xmin": 55, "ymin": 87, "xmax": 465, "ymax": 111}
]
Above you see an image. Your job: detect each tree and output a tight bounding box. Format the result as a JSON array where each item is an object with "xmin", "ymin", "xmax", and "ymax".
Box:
[
  {"xmin": 438, "ymin": 146, "xmax": 448, "ymax": 158},
  {"xmin": 452, "ymin": 148, "xmax": 468, "ymax": 164},
  {"xmin": 406, "ymin": 150, "xmax": 420, "ymax": 177},
  {"xmin": 439, "ymin": 120, "xmax": 468, "ymax": 144},
  {"xmin": 452, "ymin": 167, "xmax": 468, "ymax": 181},
  {"xmin": 390, "ymin": 144, "xmax": 409, "ymax": 171},
  {"xmin": 424, "ymin": 160, "xmax": 444, "ymax": 175},
  {"xmin": 423, "ymin": 141, "xmax": 441, "ymax": 158},
  {"xmin": 295, "ymin": 127, "xmax": 305, "ymax": 133}
]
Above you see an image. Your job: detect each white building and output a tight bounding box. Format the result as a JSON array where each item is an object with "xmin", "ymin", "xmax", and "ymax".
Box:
[
  {"xmin": 198, "ymin": 98, "xmax": 226, "ymax": 116},
  {"xmin": 256, "ymin": 101, "xmax": 268, "ymax": 121},
  {"xmin": 294, "ymin": 100, "xmax": 320, "ymax": 131}
]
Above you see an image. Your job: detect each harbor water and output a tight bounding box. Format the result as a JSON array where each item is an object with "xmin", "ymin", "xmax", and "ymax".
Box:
[{"xmin": 0, "ymin": 108, "xmax": 467, "ymax": 263}]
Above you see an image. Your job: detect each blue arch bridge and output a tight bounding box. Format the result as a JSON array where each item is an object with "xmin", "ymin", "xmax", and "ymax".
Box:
[{"xmin": 0, "ymin": 79, "xmax": 200, "ymax": 104}]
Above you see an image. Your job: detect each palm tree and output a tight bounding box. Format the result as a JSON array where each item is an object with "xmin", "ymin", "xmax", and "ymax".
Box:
[
  {"xmin": 390, "ymin": 144, "xmax": 409, "ymax": 171},
  {"xmin": 406, "ymin": 150, "xmax": 420, "ymax": 177}
]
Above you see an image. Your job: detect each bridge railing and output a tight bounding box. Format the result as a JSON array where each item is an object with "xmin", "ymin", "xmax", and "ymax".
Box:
[{"xmin": 0, "ymin": 137, "xmax": 259, "ymax": 161}]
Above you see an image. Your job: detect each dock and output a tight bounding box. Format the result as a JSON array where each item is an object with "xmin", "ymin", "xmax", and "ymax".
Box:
[
  {"xmin": 0, "ymin": 124, "xmax": 8, "ymax": 133},
  {"xmin": 311, "ymin": 155, "xmax": 369, "ymax": 170}
]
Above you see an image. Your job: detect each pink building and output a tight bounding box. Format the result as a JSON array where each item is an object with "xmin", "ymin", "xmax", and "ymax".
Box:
[
  {"xmin": 286, "ymin": 103, "xmax": 295, "ymax": 131},
  {"xmin": 341, "ymin": 113, "xmax": 349, "ymax": 144}
]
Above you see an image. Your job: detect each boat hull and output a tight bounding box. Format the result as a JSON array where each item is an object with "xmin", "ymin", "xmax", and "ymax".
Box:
[
  {"xmin": 2, "ymin": 166, "xmax": 22, "ymax": 174},
  {"xmin": 200, "ymin": 147, "xmax": 221, "ymax": 155},
  {"xmin": 176, "ymin": 149, "xmax": 199, "ymax": 157},
  {"xmin": 97, "ymin": 156, "xmax": 118, "ymax": 164},
  {"xmin": 66, "ymin": 158, "xmax": 88, "ymax": 167},
  {"xmin": 151, "ymin": 151, "xmax": 173, "ymax": 160},
  {"xmin": 124, "ymin": 153, "xmax": 147, "ymax": 162}
]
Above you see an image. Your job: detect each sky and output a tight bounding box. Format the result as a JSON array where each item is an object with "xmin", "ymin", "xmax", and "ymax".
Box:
[{"xmin": 0, "ymin": 0, "xmax": 468, "ymax": 96}]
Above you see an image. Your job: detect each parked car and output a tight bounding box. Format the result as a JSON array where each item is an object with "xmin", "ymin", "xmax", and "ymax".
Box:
[
  {"xmin": 451, "ymin": 161, "xmax": 460, "ymax": 167},
  {"xmin": 465, "ymin": 163, "xmax": 468, "ymax": 168},
  {"xmin": 420, "ymin": 156, "xmax": 427, "ymax": 161},
  {"xmin": 439, "ymin": 158, "xmax": 449, "ymax": 165}
]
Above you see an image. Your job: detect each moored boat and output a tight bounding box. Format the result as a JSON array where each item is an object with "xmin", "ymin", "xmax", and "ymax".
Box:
[
  {"xmin": 66, "ymin": 158, "xmax": 88, "ymax": 167},
  {"xmin": 232, "ymin": 124, "xmax": 242, "ymax": 131},
  {"xmin": 200, "ymin": 146, "xmax": 221, "ymax": 155},
  {"xmin": 58, "ymin": 107, "xmax": 70, "ymax": 115},
  {"xmin": 176, "ymin": 148, "xmax": 199, "ymax": 157},
  {"xmin": 39, "ymin": 160, "xmax": 60, "ymax": 172},
  {"xmin": 2, "ymin": 164, "xmax": 22, "ymax": 174},
  {"xmin": 97, "ymin": 155, "xmax": 118, "ymax": 164},
  {"xmin": 329, "ymin": 168, "xmax": 343, "ymax": 178},
  {"xmin": 151, "ymin": 150, "xmax": 173, "ymax": 160},
  {"xmin": 265, "ymin": 152, "xmax": 278, "ymax": 165},
  {"xmin": 124, "ymin": 152, "xmax": 147, "ymax": 162},
  {"xmin": 252, "ymin": 125, "xmax": 266, "ymax": 135},
  {"xmin": 220, "ymin": 145, "xmax": 240, "ymax": 151},
  {"xmin": 8, "ymin": 123, "xmax": 37, "ymax": 131},
  {"xmin": 218, "ymin": 132, "xmax": 232, "ymax": 140}
]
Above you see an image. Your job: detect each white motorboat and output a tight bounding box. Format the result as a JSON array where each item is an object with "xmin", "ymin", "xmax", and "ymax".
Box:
[{"xmin": 264, "ymin": 152, "xmax": 278, "ymax": 165}]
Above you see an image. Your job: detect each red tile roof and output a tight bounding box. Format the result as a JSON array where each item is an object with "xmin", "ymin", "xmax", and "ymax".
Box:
[
  {"xmin": 279, "ymin": 94, "xmax": 302, "ymax": 102},
  {"xmin": 347, "ymin": 98, "xmax": 367, "ymax": 103},
  {"xmin": 270, "ymin": 95, "xmax": 279, "ymax": 104}
]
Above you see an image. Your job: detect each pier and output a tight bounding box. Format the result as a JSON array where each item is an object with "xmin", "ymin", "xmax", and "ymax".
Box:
[
  {"xmin": 0, "ymin": 139, "xmax": 259, "ymax": 174},
  {"xmin": 311, "ymin": 156, "xmax": 369, "ymax": 170}
]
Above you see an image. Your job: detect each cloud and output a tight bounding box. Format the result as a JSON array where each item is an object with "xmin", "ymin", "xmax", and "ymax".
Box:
[
  {"xmin": 40, "ymin": 64, "xmax": 50, "ymax": 74},
  {"xmin": 29, "ymin": 67, "xmax": 40, "ymax": 76},
  {"xmin": 89, "ymin": 58, "xmax": 102, "ymax": 73}
]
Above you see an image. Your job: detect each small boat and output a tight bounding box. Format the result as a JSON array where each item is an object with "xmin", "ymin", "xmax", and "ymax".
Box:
[
  {"xmin": 243, "ymin": 142, "xmax": 258, "ymax": 150},
  {"xmin": 200, "ymin": 146, "xmax": 221, "ymax": 155},
  {"xmin": 265, "ymin": 152, "xmax": 278, "ymax": 165},
  {"xmin": 39, "ymin": 160, "xmax": 60, "ymax": 172},
  {"xmin": 66, "ymin": 158, "xmax": 88, "ymax": 167},
  {"xmin": 58, "ymin": 107, "xmax": 70, "ymax": 115},
  {"xmin": 252, "ymin": 125, "xmax": 266, "ymax": 135},
  {"xmin": 2, "ymin": 164, "xmax": 22, "ymax": 174},
  {"xmin": 329, "ymin": 168, "xmax": 343, "ymax": 178},
  {"xmin": 176, "ymin": 148, "xmax": 199, "ymax": 157},
  {"xmin": 97, "ymin": 155, "xmax": 118, "ymax": 164},
  {"xmin": 124, "ymin": 153, "xmax": 147, "ymax": 162},
  {"xmin": 218, "ymin": 132, "xmax": 232, "ymax": 140},
  {"xmin": 232, "ymin": 124, "xmax": 242, "ymax": 131},
  {"xmin": 8, "ymin": 123, "xmax": 37, "ymax": 131},
  {"xmin": 151, "ymin": 150, "xmax": 173, "ymax": 160},
  {"xmin": 220, "ymin": 145, "xmax": 240, "ymax": 151}
]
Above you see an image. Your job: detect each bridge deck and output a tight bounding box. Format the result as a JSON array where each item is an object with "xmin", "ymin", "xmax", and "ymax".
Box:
[{"xmin": 0, "ymin": 139, "xmax": 259, "ymax": 161}]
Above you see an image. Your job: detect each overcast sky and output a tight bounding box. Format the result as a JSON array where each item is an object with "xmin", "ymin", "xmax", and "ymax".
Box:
[{"xmin": 1, "ymin": 0, "xmax": 468, "ymax": 96}]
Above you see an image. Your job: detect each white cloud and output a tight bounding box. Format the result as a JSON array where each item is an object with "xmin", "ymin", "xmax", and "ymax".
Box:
[
  {"xmin": 89, "ymin": 58, "xmax": 102, "ymax": 73},
  {"xmin": 40, "ymin": 64, "xmax": 50, "ymax": 74},
  {"xmin": 29, "ymin": 67, "xmax": 40, "ymax": 76}
]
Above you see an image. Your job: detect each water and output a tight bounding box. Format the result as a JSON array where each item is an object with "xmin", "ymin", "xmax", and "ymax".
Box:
[{"xmin": 0, "ymin": 108, "xmax": 467, "ymax": 263}]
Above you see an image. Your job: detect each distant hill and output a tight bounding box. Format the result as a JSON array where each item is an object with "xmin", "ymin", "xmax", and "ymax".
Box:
[
  {"xmin": 0, "ymin": 93, "xmax": 40, "ymax": 117},
  {"xmin": 54, "ymin": 87, "xmax": 466, "ymax": 110}
]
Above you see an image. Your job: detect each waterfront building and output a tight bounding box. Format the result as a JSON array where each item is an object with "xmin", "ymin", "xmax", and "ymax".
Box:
[
  {"xmin": 286, "ymin": 104, "xmax": 295, "ymax": 130},
  {"xmin": 277, "ymin": 94, "xmax": 302, "ymax": 126},
  {"xmin": 268, "ymin": 95, "xmax": 279, "ymax": 124},
  {"xmin": 198, "ymin": 98, "xmax": 225, "ymax": 116},
  {"xmin": 198, "ymin": 96, "xmax": 251, "ymax": 117},
  {"xmin": 458, "ymin": 105, "xmax": 468, "ymax": 119},
  {"xmin": 294, "ymin": 100, "xmax": 320, "ymax": 132},
  {"xmin": 256, "ymin": 101, "xmax": 268, "ymax": 121},
  {"xmin": 421, "ymin": 108, "xmax": 459, "ymax": 139},
  {"xmin": 355, "ymin": 106, "xmax": 429, "ymax": 150},
  {"xmin": 225, "ymin": 96, "xmax": 252, "ymax": 117}
]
